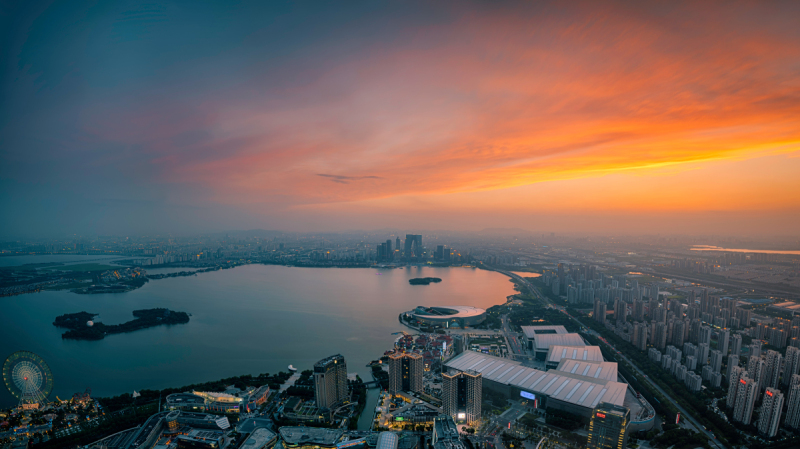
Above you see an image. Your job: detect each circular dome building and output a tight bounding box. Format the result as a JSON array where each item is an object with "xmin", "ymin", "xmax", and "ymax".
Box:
[{"xmin": 410, "ymin": 305, "xmax": 486, "ymax": 328}]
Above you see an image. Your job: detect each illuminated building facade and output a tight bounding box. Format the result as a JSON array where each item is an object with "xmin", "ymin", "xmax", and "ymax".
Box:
[
  {"xmin": 587, "ymin": 403, "xmax": 630, "ymax": 449},
  {"xmin": 442, "ymin": 370, "xmax": 481, "ymax": 425},
  {"xmin": 388, "ymin": 352, "xmax": 423, "ymax": 395},
  {"xmin": 314, "ymin": 354, "xmax": 349, "ymax": 410}
]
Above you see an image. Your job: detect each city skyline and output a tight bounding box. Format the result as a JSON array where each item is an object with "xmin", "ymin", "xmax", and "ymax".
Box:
[{"xmin": 2, "ymin": 1, "xmax": 800, "ymax": 237}]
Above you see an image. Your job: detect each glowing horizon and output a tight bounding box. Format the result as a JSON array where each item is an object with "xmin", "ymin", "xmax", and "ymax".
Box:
[{"xmin": 1, "ymin": 1, "xmax": 799, "ymax": 236}]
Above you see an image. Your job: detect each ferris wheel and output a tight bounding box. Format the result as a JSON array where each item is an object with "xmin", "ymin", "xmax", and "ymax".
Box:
[{"xmin": 2, "ymin": 351, "xmax": 54, "ymax": 409}]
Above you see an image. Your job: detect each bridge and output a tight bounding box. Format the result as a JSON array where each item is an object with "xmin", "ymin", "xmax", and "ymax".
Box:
[{"xmin": 363, "ymin": 380, "xmax": 383, "ymax": 389}]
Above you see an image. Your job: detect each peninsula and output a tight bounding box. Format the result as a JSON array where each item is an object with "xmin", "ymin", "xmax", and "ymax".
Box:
[
  {"xmin": 408, "ymin": 277, "xmax": 442, "ymax": 285},
  {"xmin": 53, "ymin": 308, "xmax": 190, "ymax": 340}
]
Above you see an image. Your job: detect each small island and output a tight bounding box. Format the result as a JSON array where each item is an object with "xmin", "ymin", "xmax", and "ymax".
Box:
[
  {"xmin": 408, "ymin": 277, "xmax": 442, "ymax": 285},
  {"xmin": 53, "ymin": 308, "xmax": 190, "ymax": 340}
]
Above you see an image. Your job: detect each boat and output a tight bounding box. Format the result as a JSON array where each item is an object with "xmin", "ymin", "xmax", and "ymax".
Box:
[{"xmin": 288, "ymin": 365, "xmax": 297, "ymax": 372}]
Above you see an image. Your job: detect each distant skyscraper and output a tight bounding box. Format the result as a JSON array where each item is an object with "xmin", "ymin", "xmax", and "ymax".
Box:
[
  {"xmin": 388, "ymin": 352, "xmax": 423, "ymax": 395},
  {"xmin": 442, "ymin": 370, "xmax": 481, "ymax": 424},
  {"xmin": 404, "ymin": 234, "xmax": 423, "ymax": 262},
  {"xmin": 314, "ymin": 354, "xmax": 348, "ymax": 410},
  {"xmin": 587, "ymin": 403, "xmax": 630, "ymax": 449},
  {"xmin": 758, "ymin": 388, "xmax": 784, "ymax": 437}
]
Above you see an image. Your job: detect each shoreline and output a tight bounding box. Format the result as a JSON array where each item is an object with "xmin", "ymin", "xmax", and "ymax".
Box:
[{"xmin": 0, "ymin": 264, "xmax": 516, "ymax": 409}]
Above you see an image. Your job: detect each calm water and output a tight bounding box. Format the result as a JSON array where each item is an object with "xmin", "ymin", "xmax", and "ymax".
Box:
[
  {"xmin": 690, "ymin": 245, "xmax": 800, "ymax": 255},
  {"xmin": 0, "ymin": 265, "xmax": 515, "ymax": 407}
]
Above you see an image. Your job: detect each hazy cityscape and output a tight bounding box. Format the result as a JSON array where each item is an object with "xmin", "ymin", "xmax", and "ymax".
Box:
[{"xmin": 2, "ymin": 2, "xmax": 800, "ymax": 449}]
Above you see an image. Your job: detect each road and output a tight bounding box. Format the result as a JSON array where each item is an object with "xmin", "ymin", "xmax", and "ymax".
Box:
[
  {"xmin": 492, "ymin": 267, "xmax": 726, "ymax": 449},
  {"xmin": 501, "ymin": 315, "xmax": 526, "ymax": 360},
  {"xmin": 586, "ymin": 329, "xmax": 725, "ymax": 449}
]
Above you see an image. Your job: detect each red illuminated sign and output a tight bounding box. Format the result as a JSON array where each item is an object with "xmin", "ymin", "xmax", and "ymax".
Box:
[
  {"xmin": 766, "ymin": 391, "xmax": 773, "ymax": 397},
  {"xmin": 739, "ymin": 379, "xmax": 746, "ymax": 385},
  {"xmin": 596, "ymin": 413, "xmax": 606, "ymax": 418}
]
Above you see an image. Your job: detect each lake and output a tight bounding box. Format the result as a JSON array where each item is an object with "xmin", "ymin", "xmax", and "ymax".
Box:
[{"xmin": 0, "ymin": 264, "xmax": 515, "ymax": 407}]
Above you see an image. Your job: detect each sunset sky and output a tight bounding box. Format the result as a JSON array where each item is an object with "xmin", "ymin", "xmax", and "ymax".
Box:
[{"xmin": 2, "ymin": 1, "xmax": 799, "ymax": 236}]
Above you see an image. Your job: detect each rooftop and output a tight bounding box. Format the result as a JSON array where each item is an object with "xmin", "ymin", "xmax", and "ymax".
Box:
[
  {"xmin": 555, "ymin": 360, "xmax": 618, "ymax": 382},
  {"xmin": 412, "ymin": 306, "xmax": 485, "ymax": 319},
  {"xmin": 279, "ymin": 427, "xmax": 343, "ymax": 446},
  {"xmin": 546, "ymin": 345, "xmax": 604, "ymax": 364},
  {"xmin": 530, "ymin": 333, "xmax": 586, "ymax": 351},
  {"xmin": 241, "ymin": 427, "xmax": 278, "ymax": 448},
  {"xmin": 445, "ymin": 352, "xmax": 627, "ymax": 409},
  {"xmin": 521, "ymin": 326, "xmax": 568, "ymax": 339}
]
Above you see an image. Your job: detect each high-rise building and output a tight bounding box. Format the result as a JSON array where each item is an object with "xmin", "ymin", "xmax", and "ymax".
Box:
[
  {"xmin": 594, "ymin": 300, "xmax": 607, "ymax": 324},
  {"xmin": 764, "ymin": 350, "xmax": 783, "ymax": 391},
  {"xmin": 785, "ymin": 374, "xmax": 800, "ymax": 430},
  {"xmin": 442, "ymin": 370, "xmax": 481, "ymax": 424},
  {"xmin": 685, "ymin": 372, "xmax": 703, "ymax": 392},
  {"xmin": 719, "ymin": 329, "xmax": 730, "ymax": 356},
  {"xmin": 732, "ymin": 375, "xmax": 758, "ymax": 425},
  {"xmin": 388, "ymin": 352, "xmax": 423, "ymax": 394},
  {"xmin": 758, "ymin": 388, "xmax": 784, "ymax": 437},
  {"xmin": 313, "ymin": 354, "xmax": 348, "ymax": 410},
  {"xmin": 749, "ymin": 341, "xmax": 762, "ymax": 359},
  {"xmin": 749, "ymin": 358, "xmax": 767, "ymax": 400},
  {"xmin": 652, "ymin": 321, "xmax": 667, "ymax": 350},
  {"xmin": 784, "ymin": 346, "xmax": 800, "ymax": 387},
  {"xmin": 699, "ymin": 325, "xmax": 712, "ymax": 346},
  {"xmin": 404, "ymin": 234, "xmax": 423, "ymax": 262},
  {"xmin": 727, "ymin": 366, "xmax": 744, "ymax": 407},
  {"xmin": 731, "ymin": 334, "xmax": 742, "ymax": 357},
  {"xmin": 634, "ymin": 323, "xmax": 647, "ymax": 351},
  {"xmin": 727, "ymin": 355, "xmax": 739, "ymax": 384},
  {"xmin": 697, "ymin": 343, "xmax": 710, "ymax": 366},
  {"xmin": 633, "ymin": 300, "xmax": 645, "ymax": 322},
  {"xmin": 672, "ymin": 320, "xmax": 686, "ymax": 347},
  {"xmin": 709, "ymin": 349, "xmax": 723, "ymax": 374},
  {"xmin": 587, "ymin": 403, "xmax": 630, "ymax": 449},
  {"xmin": 614, "ymin": 300, "xmax": 626, "ymax": 325}
]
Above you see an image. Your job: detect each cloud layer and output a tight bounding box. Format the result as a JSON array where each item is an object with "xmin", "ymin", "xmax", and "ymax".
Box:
[{"xmin": 1, "ymin": 1, "xmax": 799, "ymax": 235}]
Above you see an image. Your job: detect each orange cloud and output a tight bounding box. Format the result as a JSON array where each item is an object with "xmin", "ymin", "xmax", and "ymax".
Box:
[{"xmin": 86, "ymin": 1, "xmax": 800, "ymax": 219}]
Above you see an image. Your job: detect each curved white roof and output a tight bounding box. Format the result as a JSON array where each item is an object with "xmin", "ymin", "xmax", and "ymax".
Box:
[
  {"xmin": 531, "ymin": 333, "xmax": 586, "ymax": 351},
  {"xmin": 555, "ymin": 359, "xmax": 618, "ymax": 382},
  {"xmin": 444, "ymin": 351, "xmax": 627, "ymax": 409},
  {"xmin": 546, "ymin": 345, "xmax": 604, "ymax": 364}
]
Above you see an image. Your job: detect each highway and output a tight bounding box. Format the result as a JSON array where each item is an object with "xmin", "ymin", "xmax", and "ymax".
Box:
[
  {"xmin": 586, "ymin": 330, "xmax": 725, "ymax": 449},
  {"xmin": 492, "ymin": 267, "xmax": 727, "ymax": 449}
]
